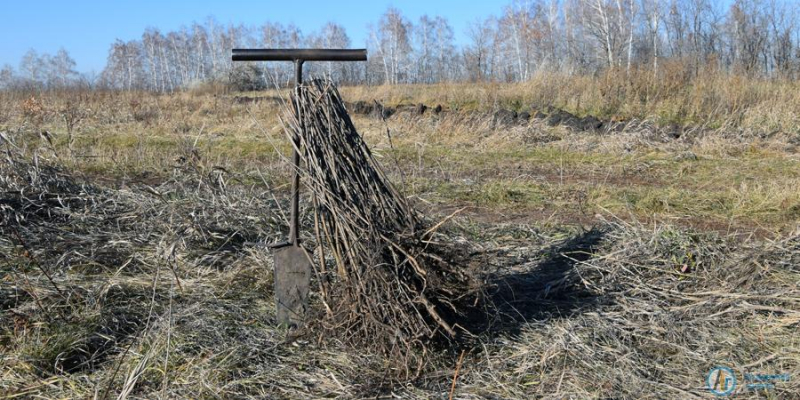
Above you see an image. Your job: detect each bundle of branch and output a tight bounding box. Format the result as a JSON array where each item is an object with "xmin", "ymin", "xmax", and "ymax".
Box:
[{"xmin": 283, "ymin": 79, "xmax": 481, "ymax": 358}]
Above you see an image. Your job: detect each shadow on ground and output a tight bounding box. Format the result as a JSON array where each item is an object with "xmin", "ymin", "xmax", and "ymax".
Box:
[{"xmin": 462, "ymin": 228, "xmax": 607, "ymax": 337}]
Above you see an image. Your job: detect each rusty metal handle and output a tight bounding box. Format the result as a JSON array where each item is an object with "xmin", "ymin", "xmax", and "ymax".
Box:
[
  {"xmin": 231, "ymin": 48, "xmax": 367, "ymax": 247},
  {"xmin": 288, "ymin": 60, "xmax": 303, "ymax": 246},
  {"xmin": 232, "ymin": 48, "xmax": 367, "ymax": 62}
]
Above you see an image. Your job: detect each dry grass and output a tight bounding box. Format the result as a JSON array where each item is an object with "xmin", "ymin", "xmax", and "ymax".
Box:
[
  {"xmin": 1, "ymin": 145, "xmax": 797, "ymax": 398},
  {"xmin": 342, "ymin": 65, "xmax": 800, "ymax": 133},
  {"xmin": 1, "ymin": 77, "xmax": 799, "ymax": 398},
  {"xmin": 451, "ymin": 217, "xmax": 800, "ymax": 398}
]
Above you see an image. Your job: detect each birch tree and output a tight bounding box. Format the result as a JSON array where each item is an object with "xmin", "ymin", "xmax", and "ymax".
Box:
[
  {"xmin": 376, "ymin": 7, "xmax": 413, "ymax": 84},
  {"xmin": 464, "ymin": 18, "xmax": 497, "ymax": 82}
]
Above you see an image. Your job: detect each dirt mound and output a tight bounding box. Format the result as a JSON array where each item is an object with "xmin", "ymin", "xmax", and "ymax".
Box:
[
  {"xmin": 343, "ymin": 100, "xmax": 615, "ymax": 134},
  {"xmin": 492, "ymin": 109, "xmax": 518, "ymax": 126},
  {"xmin": 346, "ymin": 100, "xmax": 395, "ymax": 119}
]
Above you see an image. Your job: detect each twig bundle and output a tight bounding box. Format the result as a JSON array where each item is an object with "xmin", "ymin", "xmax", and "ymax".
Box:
[{"xmin": 284, "ymin": 80, "xmax": 479, "ymax": 359}]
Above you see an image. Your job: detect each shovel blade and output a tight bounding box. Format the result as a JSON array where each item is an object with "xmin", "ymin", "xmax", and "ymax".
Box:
[{"xmin": 272, "ymin": 245, "xmax": 312, "ymax": 327}]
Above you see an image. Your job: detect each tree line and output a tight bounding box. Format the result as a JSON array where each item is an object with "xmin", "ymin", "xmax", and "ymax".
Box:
[
  {"xmin": 1, "ymin": 48, "xmax": 86, "ymax": 90},
  {"xmin": 1, "ymin": 0, "xmax": 798, "ymax": 91}
]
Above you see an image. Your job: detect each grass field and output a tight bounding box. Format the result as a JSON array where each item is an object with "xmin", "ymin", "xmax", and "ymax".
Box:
[{"xmin": 1, "ymin": 78, "xmax": 799, "ymax": 398}]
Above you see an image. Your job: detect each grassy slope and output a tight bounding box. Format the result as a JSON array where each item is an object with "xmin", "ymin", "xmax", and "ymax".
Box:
[{"xmin": 5, "ymin": 84, "xmax": 795, "ymax": 236}]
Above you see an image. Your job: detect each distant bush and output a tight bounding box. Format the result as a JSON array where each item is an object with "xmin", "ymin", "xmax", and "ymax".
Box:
[
  {"xmin": 228, "ymin": 64, "xmax": 267, "ymax": 92},
  {"xmin": 21, "ymin": 96, "xmax": 46, "ymax": 127}
]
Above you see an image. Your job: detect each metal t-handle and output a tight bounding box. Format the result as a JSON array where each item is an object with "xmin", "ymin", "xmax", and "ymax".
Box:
[
  {"xmin": 231, "ymin": 48, "xmax": 367, "ymax": 246},
  {"xmin": 232, "ymin": 48, "xmax": 367, "ymax": 63},
  {"xmin": 231, "ymin": 48, "xmax": 367, "ymax": 327}
]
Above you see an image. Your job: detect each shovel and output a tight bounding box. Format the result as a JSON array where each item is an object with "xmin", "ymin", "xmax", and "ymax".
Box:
[{"xmin": 232, "ymin": 49, "xmax": 367, "ymax": 327}]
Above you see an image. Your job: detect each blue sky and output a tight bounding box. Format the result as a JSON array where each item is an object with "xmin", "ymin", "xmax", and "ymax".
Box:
[{"xmin": 0, "ymin": 0, "xmax": 505, "ymax": 74}]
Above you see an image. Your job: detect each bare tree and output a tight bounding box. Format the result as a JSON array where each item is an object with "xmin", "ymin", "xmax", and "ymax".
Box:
[
  {"xmin": 498, "ymin": 1, "xmax": 540, "ymax": 81},
  {"xmin": 320, "ymin": 22, "xmax": 352, "ymax": 81},
  {"xmin": 433, "ymin": 17, "xmax": 457, "ymax": 82},
  {"xmin": 583, "ymin": 0, "xmax": 618, "ymax": 68},
  {"xmin": 72, "ymin": 1, "xmax": 797, "ymax": 89},
  {"xmin": 101, "ymin": 40, "xmax": 143, "ymax": 90},
  {"xmin": 259, "ymin": 22, "xmax": 303, "ymax": 86},
  {"xmin": 50, "ymin": 48, "xmax": 78, "ymax": 88},
  {"xmin": 415, "ymin": 15, "xmax": 435, "ymax": 83},
  {"xmin": 372, "ymin": 7, "xmax": 413, "ymax": 84},
  {"xmin": 20, "ymin": 49, "xmax": 44, "ymax": 86},
  {"xmin": 641, "ymin": 0, "xmax": 662, "ymax": 76},
  {"xmin": 411, "ymin": 15, "xmax": 455, "ymax": 83},
  {"xmin": 729, "ymin": 0, "xmax": 769, "ymax": 74},
  {"xmin": 766, "ymin": 0, "xmax": 796, "ymax": 77},
  {"xmin": 464, "ymin": 18, "xmax": 496, "ymax": 82},
  {"xmin": 622, "ymin": 0, "xmax": 636, "ymax": 73},
  {"xmin": 0, "ymin": 64, "xmax": 14, "ymax": 90}
]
